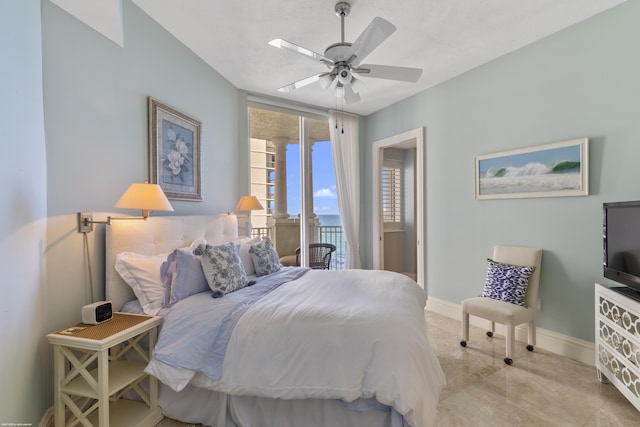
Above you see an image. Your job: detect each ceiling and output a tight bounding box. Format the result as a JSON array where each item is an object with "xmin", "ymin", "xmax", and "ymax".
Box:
[{"xmin": 51, "ymin": 0, "xmax": 626, "ymax": 116}]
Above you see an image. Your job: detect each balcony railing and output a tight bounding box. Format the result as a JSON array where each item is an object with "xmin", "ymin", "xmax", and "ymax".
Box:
[
  {"xmin": 318, "ymin": 225, "xmax": 345, "ymax": 270},
  {"xmin": 251, "ymin": 227, "xmax": 271, "ymax": 239},
  {"xmin": 250, "ymin": 225, "xmax": 345, "ymax": 270}
]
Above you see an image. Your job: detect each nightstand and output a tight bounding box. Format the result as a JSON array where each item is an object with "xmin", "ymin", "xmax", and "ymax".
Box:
[{"xmin": 47, "ymin": 312, "xmax": 163, "ymax": 426}]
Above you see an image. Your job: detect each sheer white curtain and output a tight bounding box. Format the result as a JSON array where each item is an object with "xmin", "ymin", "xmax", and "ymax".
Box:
[{"xmin": 329, "ymin": 110, "xmax": 361, "ymax": 269}]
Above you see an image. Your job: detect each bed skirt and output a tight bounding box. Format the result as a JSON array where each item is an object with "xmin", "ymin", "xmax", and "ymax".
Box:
[{"xmin": 158, "ymin": 383, "xmax": 409, "ymax": 427}]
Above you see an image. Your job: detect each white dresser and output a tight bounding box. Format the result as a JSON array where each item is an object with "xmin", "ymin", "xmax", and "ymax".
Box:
[{"xmin": 595, "ymin": 283, "xmax": 640, "ymax": 412}]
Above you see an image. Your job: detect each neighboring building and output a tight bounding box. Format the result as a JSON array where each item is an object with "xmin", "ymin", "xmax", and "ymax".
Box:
[{"xmin": 249, "ymin": 137, "xmax": 275, "ymax": 229}]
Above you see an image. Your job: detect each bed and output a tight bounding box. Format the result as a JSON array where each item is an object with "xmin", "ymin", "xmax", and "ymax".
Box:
[{"xmin": 105, "ymin": 214, "xmax": 445, "ymax": 427}]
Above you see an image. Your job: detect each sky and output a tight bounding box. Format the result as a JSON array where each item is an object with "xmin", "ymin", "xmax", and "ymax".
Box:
[
  {"xmin": 286, "ymin": 140, "xmax": 340, "ymax": 216},
  {"xmin": 478, "ymin": 144, "xmax": 582, "ymax": 175}
]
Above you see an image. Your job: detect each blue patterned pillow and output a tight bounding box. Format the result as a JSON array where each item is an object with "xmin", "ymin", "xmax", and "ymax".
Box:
[
  {"xmin": 249, "ymin": 236, "xmax": 282, "ymax": 276},
  {"xmin": 481, "ymin": 258, "xmax": 535, "ymax": 307},
  {"xmin": 194, "ymin": 242, "xmax": 248, "ymax": 298}
]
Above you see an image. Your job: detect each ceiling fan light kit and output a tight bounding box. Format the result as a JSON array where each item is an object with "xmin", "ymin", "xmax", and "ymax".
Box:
[
  {"xmin": 318, "ymin": 73, "xmax": 334, "ymax": 90},
  {"xmin": 269, "ymin": 1, "xmax": 423, "ymax": 105}
]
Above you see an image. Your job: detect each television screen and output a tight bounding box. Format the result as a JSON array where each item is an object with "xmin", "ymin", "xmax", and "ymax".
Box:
[{"xmin": 604, "ymin": 201, "xmax": 640, "ymax": 294}]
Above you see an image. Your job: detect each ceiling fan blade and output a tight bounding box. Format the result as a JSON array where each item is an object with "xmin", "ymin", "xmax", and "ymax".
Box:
[
  {"xmin": 277, "ymin": 73, "xmax": 322, "ymax": 92},
  {"xmin": 354, "ymin": 64, "xmax": 423, "ymax": 82},
  {"xmin": 347, "ymin": 17, "xmax": 396, "ymax": 67},
  {"xmin": 343, "ymin": 84, "xmax": 361, "ymax": 104},
  {"xmin": 269, "ymin": 39, "xmax": 334, "ymax": 66}
]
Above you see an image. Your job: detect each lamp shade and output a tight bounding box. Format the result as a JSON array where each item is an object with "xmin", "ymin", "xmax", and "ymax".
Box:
[
  {"xmin": 235, "ymin": 195, "xmax": 264, "ymax": 211},
  {"xmin": 114, "ymin": 183, "xmax": 174, "ymax": 217}
]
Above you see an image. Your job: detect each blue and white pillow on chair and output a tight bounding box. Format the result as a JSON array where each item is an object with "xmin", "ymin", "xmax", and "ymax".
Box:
[{"xmin": 481, "ymin": 258, "xmax": 535, "ymax": 307}]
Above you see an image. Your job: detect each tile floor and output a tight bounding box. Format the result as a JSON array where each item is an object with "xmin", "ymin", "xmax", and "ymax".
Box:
[{"xmin": 156, "ymin": 311, "xmax": 639, "ymax": 426}]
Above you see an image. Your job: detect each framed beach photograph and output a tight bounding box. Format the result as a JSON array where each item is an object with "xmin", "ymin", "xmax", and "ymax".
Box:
[
  {"xmin": 149, "ymin": 97, "xmax": 202, "ymax": 201},
  {"xmin": 475, "ymin": 138, "xmax": 589, "ymax": 200}
]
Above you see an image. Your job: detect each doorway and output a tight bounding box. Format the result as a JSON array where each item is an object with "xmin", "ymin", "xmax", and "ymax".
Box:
[{"xmin": 372, "ymin": 128, "xmax": 424, "ymax": 287}]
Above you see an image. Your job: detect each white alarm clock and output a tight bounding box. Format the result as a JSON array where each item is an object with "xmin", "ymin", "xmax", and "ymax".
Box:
[{"xmin": 82, "ymin": 301, "xmax": 113, "ymax": 324}]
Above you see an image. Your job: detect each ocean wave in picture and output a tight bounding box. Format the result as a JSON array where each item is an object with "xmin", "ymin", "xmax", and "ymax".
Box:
[{"xmin": 480, "ymin": 161, "xmax": 581, "ymax": 195}]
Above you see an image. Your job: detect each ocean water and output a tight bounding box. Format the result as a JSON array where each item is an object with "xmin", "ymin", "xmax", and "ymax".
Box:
[
  {"xmin": 480, "ymin": 173, "xmax": 581, "ymax": 194},
  {"xmin": 317, "ymin": 214, "xmax": 342, "ymax": 226}
]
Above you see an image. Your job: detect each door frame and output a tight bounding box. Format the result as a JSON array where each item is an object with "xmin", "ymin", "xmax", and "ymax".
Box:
[{"xmin": 372, "ymin": 128, "xmax": 424, "ymax": 288}]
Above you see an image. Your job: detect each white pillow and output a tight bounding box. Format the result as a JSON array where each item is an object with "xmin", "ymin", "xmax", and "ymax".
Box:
[
  {"xmin": 115, "ymin": 252, "xmax": 168, "ymax": 315},
  {"xmin": 234, "ymin": 236, "xmax": 261, "ymax": 276}
]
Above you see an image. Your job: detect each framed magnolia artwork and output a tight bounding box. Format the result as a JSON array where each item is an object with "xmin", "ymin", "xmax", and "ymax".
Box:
[{"xmin": 148, "ymin": 97, "xmax": 202, "ymax": 201}]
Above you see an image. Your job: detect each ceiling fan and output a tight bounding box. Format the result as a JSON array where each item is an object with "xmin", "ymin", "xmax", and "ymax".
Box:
[{"xmin": 269, "ymin": 1, "xmax": 422, "ymax": 104}]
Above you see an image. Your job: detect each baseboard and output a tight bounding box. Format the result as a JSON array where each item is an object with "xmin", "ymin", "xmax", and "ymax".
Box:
[{"xmin": 426, "ymin": 296, "xmax": 595, "ymax": 366}]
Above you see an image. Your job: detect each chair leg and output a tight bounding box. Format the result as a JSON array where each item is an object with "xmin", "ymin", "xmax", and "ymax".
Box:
[
  {"xmin": 460, "ymin": 311, "xmax": 469, "ymax": 347},
  {"xmin": 527, "ymin": 319, "xmax": 536, "ymax": 351},
  {"xmin": 487, "ymin": 321, "xmax": 495, "ymax": 338},
  {"xmin": 504, "ymin": 324, "xmax": 515, "ymax": 365}
]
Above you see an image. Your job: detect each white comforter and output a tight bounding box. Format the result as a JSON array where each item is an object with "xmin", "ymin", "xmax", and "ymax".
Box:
[{"xmin": 146, "ymin": 269, "xmax": 445, "ymax": 427}]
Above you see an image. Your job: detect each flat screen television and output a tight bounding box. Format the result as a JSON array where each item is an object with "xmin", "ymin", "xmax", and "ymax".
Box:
[{"xmin": 603, "ymin": 201, "xmax": 640, "ymax": 297}]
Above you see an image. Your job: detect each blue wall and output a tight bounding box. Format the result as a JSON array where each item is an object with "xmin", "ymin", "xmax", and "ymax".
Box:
[
  {"xmin": 361, "ymin": 1, "xmax": 640, "ymax": 342},
  {"xmin": 0, "ymin": 0, "xmax": 48, "ymax": 423},
  {"xmin": 43, "ymin": 0, "xmax": 246, "ymax": 217},
  {"xmin": 39, "ymin": 0, "xmax": 248, "ymax": 419}
]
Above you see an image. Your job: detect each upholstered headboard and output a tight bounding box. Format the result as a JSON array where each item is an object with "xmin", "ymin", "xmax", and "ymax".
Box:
[{"xmin": 105, "ymin": 214, "xmax": 239, "ymax": 311}]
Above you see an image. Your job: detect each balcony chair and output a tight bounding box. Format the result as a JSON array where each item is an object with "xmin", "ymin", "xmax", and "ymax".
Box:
[
  {"xmin": 293, "ymin": 243, "xmax": 337, "ymax": 269},
  {"xmin": 460, "ymin": 245, "xmax": 543, "ymax": 365}
]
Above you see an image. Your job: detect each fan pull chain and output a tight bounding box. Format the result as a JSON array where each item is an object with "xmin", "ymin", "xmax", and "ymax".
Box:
[
  {"xmin": 341, "ymin": 97, "xmax": 345, "ymax": 134},
  {"xmin": 334, "ymin": 93, "xmax": 345, "ymax": 134}
]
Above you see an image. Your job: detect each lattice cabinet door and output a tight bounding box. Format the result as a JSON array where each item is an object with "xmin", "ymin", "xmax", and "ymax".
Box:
[{"xmin": 596, "ymin": 283, "xmax": 640, "ymax": 412}]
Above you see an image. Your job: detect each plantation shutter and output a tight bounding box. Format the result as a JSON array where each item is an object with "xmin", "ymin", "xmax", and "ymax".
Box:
[{"xmin": 382, "ymin": 160, "xmax": 402, "ymax": 225}]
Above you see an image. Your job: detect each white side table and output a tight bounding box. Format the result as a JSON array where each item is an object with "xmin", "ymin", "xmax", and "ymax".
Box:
[{"xmin": 47, "ymin": 312, "xmax": 163, "ymax": 426}]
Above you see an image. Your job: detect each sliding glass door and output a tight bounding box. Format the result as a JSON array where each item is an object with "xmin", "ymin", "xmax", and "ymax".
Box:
[{"xmin": 248, "ymin": 105, "xmax": 344, "ymax": 269}]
